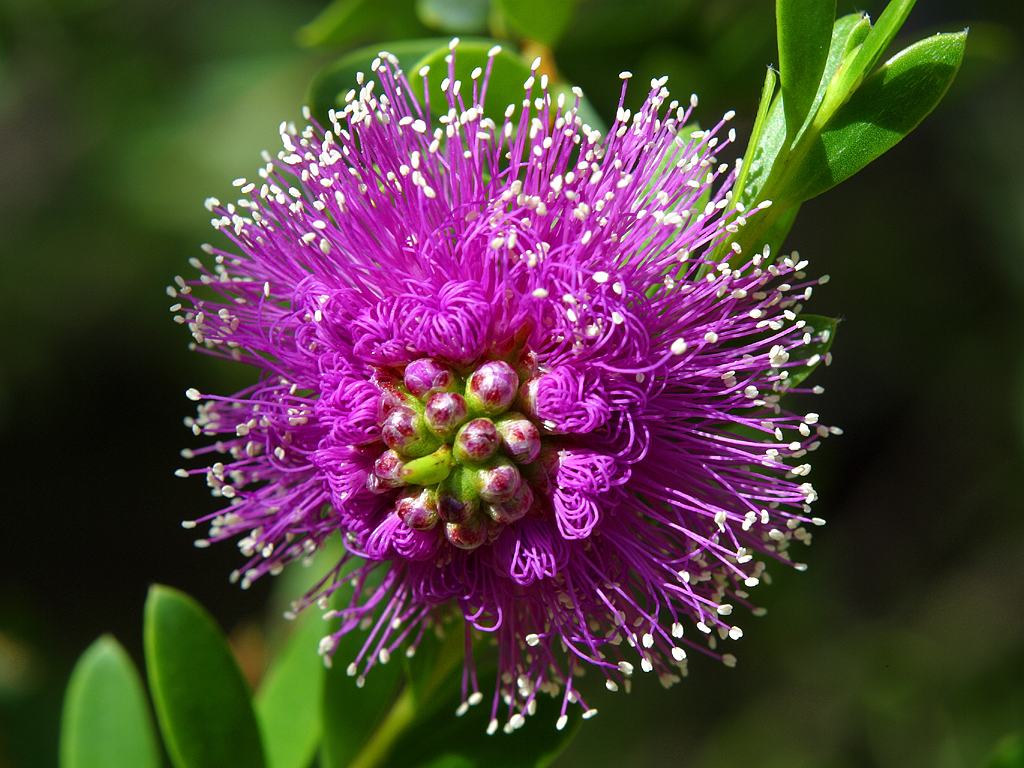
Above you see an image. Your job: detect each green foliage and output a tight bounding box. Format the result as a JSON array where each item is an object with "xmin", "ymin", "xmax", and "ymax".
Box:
[
  {"xmin": 144, "ymin": 585, "xmax": 266, "ymax": 768},
  {"xmin": 492, "ymin": 0, "xmax": 575, "ymax": 47},
  {"xmin": 987, "ymin": 733, "xmax": 1024, "ymax": 768},
  {"xmin": 319, "ymin": 573, "xmax": 405, "ymax": 768},
  {"xmin": 409, "ymin": 40, "xmax": 534, "ymax": 124},
  {"xmin": 793, "ymin": 31, "xmax": 967, "ymax": 200},
  {"xmin": 820, "ymin": 0, "xmax": 917, "ymax": 118},
  {"xmin": 734, "ymin": 67, "xmax": 778, "ymax": 208},
  {"xmin": 307, "ymin": 39, "xmax": 450, "ymax": 124},
  {"xmin": 416, "ymin": 0, "xmax": 491, "ymax": 34},
  {"xmin": 59, "ymin": 636, "xmax": 161, "ymax": 768},
  {"xmin": 298, "ymin": 0, "xmax": 428, "ymax": 49},
  {"xmin": 776, "ymin": 0, "xmax": 836, "ymax": 138},
  {"xmin": 255, "ymin": 609, "xmax": 326, "ymax": 768},
  {"xmin": 724, "ymin": 4, "xmax": 966, "ymax": 258}
]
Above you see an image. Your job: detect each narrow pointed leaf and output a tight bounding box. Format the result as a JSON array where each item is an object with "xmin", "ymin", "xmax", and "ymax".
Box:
[
  {"xmin": 821, "ymin": 0, "xmax": 916, "ymax": 116},
  {"xmin": 740, "ymin": 13, "xmax": 872, "ymax": 209},
  {"xmin": 776, "ymin": 0, "xmax": 836, "ymax": 137},
  {"xmin": 256, "ymin": 610, "xmax": 328, "ymax": 768},
  {"xmin": 735, "ymin": 67, "xmax": 777, "ymax": 207},
  {"xmin": 793, "ymin": 30, "xmax": 966, "ymax": 201},
  {"xmin": 144, "ymin": 585, "xmax": 266, "ymax": 768},
  {"xmin": 60, "ymin": 636, "xmax": 161, "ymax": 768},
  {"xmin": 308, "ymin": 39, "xmax": 449, "ymax": 125},
  {"xmin": 804, "ymin": 12, "xmax": 873, "ymax": 137}
]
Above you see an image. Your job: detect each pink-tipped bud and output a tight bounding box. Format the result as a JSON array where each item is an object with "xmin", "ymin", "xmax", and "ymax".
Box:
[
  {"xmin": 478, "ymin": 460, "xmax": 522, "ymax": 503},
  {"xmin": 445, "ymin": 519, "xmax": 488, "ymax": 551},
  {"xmin": 453, "ymin": 418, "xmax": 499, "ymax": 464},
  {"xmin": 364, "ymin": 473, "xmax": 392, "ymax": 495},
  {"xmin": 395, "ymin": 487, "xmax": 439, "ymax": 530},
  {"xmin": 466, "ymin": 360, "xmax": 518, "ymax": 416},
  {"xmin": 404, "ymin": 358, "xmax": 456, "ymax": 399},
  {"xmin": 374, "ymin": 372, "xmax": 413, "ymax": 421},
  {"xmin": 484, "ymin": 482, "xmax": 534, "ymax": 524},
  {"xmin": 517, "ymin": 375, "xmax": 541, "ymax": 418},
  {"xmin": 381, "ymin": 406, "xmax": 440, "ymax": 458},
  {"xmin": 423, "ymin": 391, "xmax": 469, "ymax": 437},
  {"xmin": 495, "ymin": 413, "xmax": 541, "ymax": 464},
  {"xmin": 373, "ymin": 449, "xmax": 406, "ymax": 487}
]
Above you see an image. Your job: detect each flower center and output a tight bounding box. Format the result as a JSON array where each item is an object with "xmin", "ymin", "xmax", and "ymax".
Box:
[{"xmin": 367, "ymin": 354, "xmax": 544, "ymax": 551}]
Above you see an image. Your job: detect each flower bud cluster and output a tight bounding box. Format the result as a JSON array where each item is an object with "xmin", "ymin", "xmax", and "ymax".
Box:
[{"xmin": 368, "ymin": 356, "xmax": 543, "ymax": 550}]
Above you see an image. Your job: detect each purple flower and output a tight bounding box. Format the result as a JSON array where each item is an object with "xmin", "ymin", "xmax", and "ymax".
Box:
[{"xmin": 173, "ymin": 43, "xmax": 835, "ymax": 734}]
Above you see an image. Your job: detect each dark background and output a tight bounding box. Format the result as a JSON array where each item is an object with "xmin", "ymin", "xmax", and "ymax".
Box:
[{"xmin": 1, "ymin": 1, "xmax": 1021, "ymax": 766}]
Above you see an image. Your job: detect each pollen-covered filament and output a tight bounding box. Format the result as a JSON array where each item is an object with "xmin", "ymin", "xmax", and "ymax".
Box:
[{"xmin": 369, "ymin": 355, "xmax": 544, "ymax": 551}]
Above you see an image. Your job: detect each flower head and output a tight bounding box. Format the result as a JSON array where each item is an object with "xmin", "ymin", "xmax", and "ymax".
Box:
[{"xmin": 173, "ymin": 43, "xmax": 834, "ymax": 733}]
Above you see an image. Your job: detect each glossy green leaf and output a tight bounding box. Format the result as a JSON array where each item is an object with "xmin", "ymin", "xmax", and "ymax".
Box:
[
  {"xmin": 256, "ymin": 609, "xmax": 328, "ymax": 768},
  {"xmin": 734, "ymin": 67, "xmax": 777, "ymax": 207},
  {"xmin": 760, "ymin": 203, "xmax": 801, "ymax": 256},
  {"xmin": 776, "ymin": 0, "xmax": 835, "ymax": 137},
  {"xmin": 493, "ymin": 0, "xmax": 575, "ymax": 47},
  {"xmin": 298, "ymin": 0, "xmax": 427, "ymax": 49},
  {"xmin": 320, "ymin": 567, "xmax": 404, "ymax": 768},
  {"xmin": 819, "ymin": 0, "xmax": 916, "ymax": 118},
  {"xmin": 793, "ymin": 30, "xmax": 966, "ymax": 201},
  {"xmin": 60, "ymin": 636, "xmax": 161, "ymax": 768},
  {"xmin": 144, "ymin": 585, "xmax": 266, "ymax": 768},
  {"xmin": 785, "ymin": 315, "xmax": 839, "ymax": 389},
  {"xmin": 307, "ymin": 39, "xmax": 450, "ymax": 125},
  {"xmin": 739, "ymin": 13, "xmax": 871, "ymax": 209},
  {"xmin": 803, "ymin": 13, "xmax": 872, "ymax": 138},
  {"xmin": 409, "ymin": 41, "xmax": 533, "ymax": 124},
  {"xmin": 417, "ymin": 0, "xmax": 490, "ymax": 33}
]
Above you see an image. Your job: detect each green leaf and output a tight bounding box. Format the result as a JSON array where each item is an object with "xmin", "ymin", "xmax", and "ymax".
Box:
[
  {"xmin": 739, "ymin": 13, "xmax": 871, "ymax": 209},
  {"xmin": 819, "ymin": 0, "xmax": 916, "ymax": 119},
  {"xmin": 785, "ymin": 315, "xmax": 839, "ymax": 389},
  {"xmin": 60, "ymin": 636, "xmax": 161, "ymax": 768},
  {"xmin": 804, "ymin": 12, "xmax": 873, "ymax": 138},
  {"xmin": 793, "ymin": 30, "xmax": 966, "ymax": 201},
  {"xmin": 735, "ymin": 67, "xmax": 777, "ymax": 207},
  {"xmin": 144, "ymin": 585, "xmax": 266, "ymax": 768},
  {"xmin": 492, "ymin": 0, "xmax": 575, "ymax": 47},
  {"xmin": 256, "ymin": 609, "xmax": 328, "ymax": 768},
  {"xmin": 409, "ymin": 40, "xmax": 533, "ymax": 125},
  {"xmin": 776, "ymin": 0, "xmax": 836, "ymax": 138},
  {"xmin": 417, "ymin": 0, "xmax": 490, "ymax": 33},
  {"xmin": 320, "ymin": 567, "xmax": 404, "ymax": 768},
  {"xmin": 761, "ymin": 203, "xmax": 801, "ymax": 256},
  {"xmin": 307, "ymin": 39, "xmax": 450, "ymax": 125},
  {"xmin": 298, "ymin": 0, "xmax": 427, "ymax": 49}
]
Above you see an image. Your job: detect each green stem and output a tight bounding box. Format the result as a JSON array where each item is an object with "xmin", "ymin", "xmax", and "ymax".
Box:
[
  {"xmin": 348, "ymin": 686, "xmax": 417, "ymax": 768},
  {"xmin": 347, "ymin": 622, "xmax": 466, "ymax": 768}
]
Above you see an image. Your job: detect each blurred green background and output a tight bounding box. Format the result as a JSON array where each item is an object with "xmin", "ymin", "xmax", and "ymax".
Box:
[{"xmin": 1, "ymin": 0, "xmax": 1022, "ymax": 766}]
